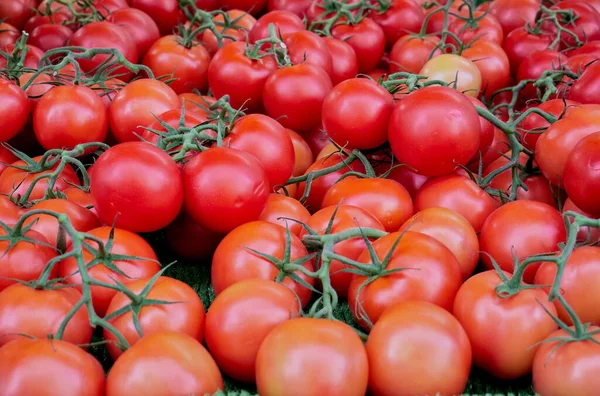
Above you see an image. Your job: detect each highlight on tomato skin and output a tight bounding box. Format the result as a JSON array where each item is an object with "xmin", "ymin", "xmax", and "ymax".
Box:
[{"xmin": 1, "ymin": 1, "xmax": 600, "ymax": 395}]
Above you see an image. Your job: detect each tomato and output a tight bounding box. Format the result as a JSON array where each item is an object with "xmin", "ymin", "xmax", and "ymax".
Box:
[
  {"xmin": 415, "ymin": 174, "xmax": 498, "ymax": 232},
  {"xmin": 389, "ymin": 35, "xmax": 441, "ymax": 74},
  {"xmin": 450, "ymin": 11, "xmax": 504, "ymax": 46},
  {"xmin": 256, "ymin": 318, "xmax": 368, "ymax": 396},
  {"xmin": 108, "ymin": 78, "xmax": 179, "ymax": 142},
  {"xmin": 0, "ymin": 156, "xmax": 79, "ymax": 201},
  {"xmin": 63, "ymin": 186, "xmax": 97, "ymax": 214},
  {"xmin": 107, "ymin": 8, "xmax": 161, "ymax": 58},
  {"xmin": 465, "ymin": 96, "xmax": 495, "ymax": 163},
  {"xmin": 263, "ymin": 63, "xmax": 332, "ymax": 132},
  {"xmin": 569, "ymin": 61, "xmax": 600, "ymax": 104},
  {"xmin": 104, "ymin": 276, "xmax": 205, "ymax": 359},
  {"xmin": 303, "ymin": 125, "xmax": 330, "ymax": 158},
  {"xmin": 388, "ymin": 86, "xmax": 481, "ymax": 176},
  {"xmin": 29, "ymin": 23, "xmax": 73, "ymax": 53},
  {"xmin": 217, "ymin": 0, "xmax": 267, "ymax": 15},
  {"xmin": 205, "ymin": 279, "xmax": 300, "ymax": 382},
  {"xmin": 453, "ymin": 270, "xmax": 558, "ymax": 379},
  {"xmin": 488, "ymin": 0, "xmax": 541, "ymax": 36},
  {"xmin": 519, "ymin": 99, "xmax": 578, "ymax": 151},
  {"xmin": 323, "ymin": 37, "xmax": 359, "ymax": 86},
  {"xmin": 287, "ymin": 128, "xmax": 313, "ymax": 176},
  {"xmin": 0, "ymin": 0, "xmax": 36, "ymax": 30},
  {"xmin": 129, "ymin": 0, "xmax": 181, "ymax": 35},
  {"xmin": 0, "ymin": 79, "xmax": 30, "ymax": 143},
  {"xmin": 259, "ymin": 193, "xmax": 311, "ymax": 236},
  {"xmin": 367, "ymin": 301, "xmax": 471, "ymax": 396},
  {"xmin": 371, "ymin": 0, "xmax": 424, "ymax": 48},
  {"xmin": 0, "ymin": 146, "xmax": 17, "ymax": 176},
  {"xmin": 0, "ymin": 338, "xmax": 105, "ymax": 396},
  {"xmin": 267, "ymin": 0, "xmax": 311, "ymax": 16},
  {"xmin": 479, "ymin": 200, "xmax": 566, "ymax": 283},
  {"xmin": 517, "ymin": 50, "xmax": 567, "ymax": 100},
  {"xmin": 563, "ymin": 132, "xmax": 600, "ymax": 216},
  {"xmin": 90, "ymin": 142, "xmax": 183, "ymax": 232},
  {"xmin": 398, "ymin": 207, "xmax": 479, "ymax": 280},
  {"xmin": 182, "ymin": 147, "xmax": 270, "ymax": 234},
  {"xmin": 143, "ymin": 35, "xmax": 211, "ymax": 94},
  {"xmin": 165, "ymin": 213, "xmax": 223, "ymax": 259},
  {"xmin": 208, "ymin": 41, "xmax": 278, "ymax": 113},
  {"xmin": 106, "ymin": 331, "xmax": 223, "ymax": 396},
  {"xmin": 348, "ymin": 231, "xmax": 462, "ymax": 329},
  {"xmin": 502, "ymin": 28, "xmax": 554, "ymax": 76},
  {"xmin": 532, "ymin": 327, "xmax": 600, "ymax": 396},
  {"xmin": 140, "ymin": 108, "xmax": 208, "ymax": 146},
  {"xmin": 462, "ymin": 39, "xmax": 511, "ymax": 96},
  {"xmin": 419, "ymin": 54, "xmax": 482, "ymax": 97},
  {"xmin": 424, "ymin": 5, "xmax": 457, "ymax": 35},
  {"xmin": 69, "ymin": 22, "xmax": 138, "ymax": 81},
  {"xmin": 562, "ymin": 197, "xmax": 600, "ymax": 243},
  {"xmin": 331, "ymin": 18, "xmax": 385, "ymax": 73},
  {"xmin": 0, "ymin": 22, "xmax": 19, "ymax": 48},
  {"xmin": 568, "ymin": 40, "xmax": 600, "ymax": 58},
  {"xmin": 178, "ymin": 93, "xmax": 217, "ymax": 118},
  {"xmin": 0, "ymin": 283, "xmax": 91, "ymax": 347},
  {"xmin": 249, "ymin": 10, "xmax": 305, "ymax": 43},
  {"xmin": 201, "ymin": 9, "xmax": 256, "ymax": 55},
  {"xmin": 381, "ymin": 168, "xmax": 428, "ymax": 202},
  {"xmin": 284, "ymin": 30, "xmax": 333, "ymax": 77},
  {"xmin": 59, "ymin": 226, "xmax": 160, "ymax": 316},
  {"xmin": 543, "ymin": 1, "xmax": 600, "ymax": 49}
]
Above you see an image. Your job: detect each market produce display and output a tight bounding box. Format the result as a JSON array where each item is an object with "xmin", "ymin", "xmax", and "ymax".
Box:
[{"xmin": 1, "ymin": 0, "xmax": 600, "ymax": 395}]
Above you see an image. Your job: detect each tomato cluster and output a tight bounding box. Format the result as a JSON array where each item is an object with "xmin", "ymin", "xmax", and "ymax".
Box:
[{"xmin": 1, "ymin": 0, "xmax": 600, "ymax": 395}]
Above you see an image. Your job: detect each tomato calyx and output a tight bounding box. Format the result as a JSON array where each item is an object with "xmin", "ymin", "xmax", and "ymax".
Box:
[
  {"xmin": 244, "ymin": 23, "xmax": 291, "ymax": 67},
  {"xmin": 0, "ymin": 33, "xmax": 34, "ymax": 78},
  {"xmin": 534, "ymin": 5, "xmax": 585, "ymax": 50},
  {"xmin": 308, "ymin": 0, "xmax": 381, "ymax": 36}
]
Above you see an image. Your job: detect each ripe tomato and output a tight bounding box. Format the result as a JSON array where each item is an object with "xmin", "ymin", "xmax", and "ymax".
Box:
[
  {"xmin": 0, "ymin": 79, "xmax": 30, "ymax": 142},
  {"xmin": 419, "ymin": 54, "xmax": 482, "ymax": 97},
  {"xmin": 453, "ymin": 270, "xmax": 558, "ymax": 379},
  {"xmin": 263, "ymin": 63, "xmax": 333, "ymax": 132},
  {"xmin": 217, "ymin": 0, "xmax": 267, "ymax": 15},
  {"xmin": 29, "ymin": 23, "xmax": 73, "ymax": 52},
  {"xmin": 0, "ymin": 146, "xmax": 17, "ymax": 176},
  {"xmin": 348, "ymin": 231, "xmax": 462, "ymax": 329},
  {"xmin": 18, "ymin": 72, "xmax": 58, "ymax": 113},
  {"xmin": 388, "ymin": 86, "xmax": 481, "ymax": 176},
  {"xmin": 249, "ymin": 10, "xmax": 305, "ymax": 43},
  {"xmin": 256, "ymin": 318, "xmax": 368, "ymax": 396},
  {"xmin": 502, "ymin": 28, "xmax": 554, "ymax": 75},
  {"xmin": 0, "ymin": 43, "xmax": 44, "ymax": 70},
  {"xmin": 90, "ymin": 142, "xmax": 183, "ymax": 232},
  {"xmin": 0, "ymin": 22, "xmax": 19, "ymax": 48},
  {"xmin": 450, "ymin": 11, "xmax": 504, "ymax": 46},
  {"xmin": 519, "ymin": 99, "xmax": 578, "ymax": 151},
  {"xmin": 58, "ymin": 226, "xmax": 160, "ymax": 316},
  {"xmin": 0, "ymin": 338, "xmax": 105, "ymax": 396},
  {"xmin": 106, "ymin": 331, "xmax": 223, "ymax": 396},
  {"xmin": 323, "ymin": 37, "xmax": 359, "ymax": 86},
  {"xmin": 287, "ymin": 128, "xmax": 313, "ymax": 176},
  {"xmin": 488, "ymin": 0, "xmax": 541, "ymax": 36},
  {"xmin": 178, "ymin": 93, "xmax": 216, "ymax": 117},
  {"xmin": 532, "ymin": 327, "xmax": 600, "ymax": 396},
  {"xmin": 140, "ymin": 108, "xmax": 208, "ymax": 146},
  {"xmin": 331, "ymin": 18, "xmax": 386, "ymax": 73},
  {"xmin": 201, "ymin": 9, "xmax": 256, "ymax": 55},
  {"xmin": 285, "ymin": 30, "xmax": 333, "ymax": 77},
  {"xmin": 543, "ymin": 1, "xmax": 600, "ymax": 49},
  {"xmin": 205, "ymin": 279, "xmax": 300, "ymax": 382},
  {"xmin": 371, "ymin": 0, "xmax": 424, "ymax": 48},
  {"xmin": 107, "ymin": 8, "xmax": 161, "ymax": 58},
  {"xmin": 267, "ymin": 0, "xmax": 311, "ymax": 16},
  {"xmin": 562, "ymin": 198, "xmax": 600, "ymax": 243},
  {"xmin": 129, "ymin": 0, "xmax": 182, "ymax": 35},
  {"xmin": 389, "ymin": 35, "xmax": 441, "ymax": 74},
  {"xmin": 208, "ymin": 41, "xmax": 278, "ymax": 113},
  {"xmin": 165, "ymin": 213, "xmax": 223, "ymax": 260},
  {"xmin": 465, "ymin": 95, "xmax": 495, "ymax": 163},
  {"xmin": 259, "ymin": 193, "xmax": 311, "ymax": 236},
  {"xmin": 367, "ymin": 301, "xmax": 471, "ymax": 396},
  {"xmin": 479, "ymin": 200, "xmax": 566, "ymax": 283},
  {"xmin": 322, "ymin": 78, "xmax": 394, "ymax": 150},
  {"xmin": 0, "ymin": 283, "xmax": 91, "ymax": 347},
  {"xmin": 322, "ymin": 177, "xmax": 413, "ymax": 232},
  {"xmin": 569, "ymin": 61, "xmax": 600, "ymax": 104},
  {"xmin": 562, "ymin": 132, "xmax": 600, "ymax": 216},
  {"xmin": 104, "ymin": 276, "xmax": 205, "ymax": 359},
  {"xmin": 517, "ymin": 50, "xmax": 567, "ymax": 100},
  {"xmin": 462, "ymin": 39, "xmax": 511, "ymax": 96},
  {"xmin": 424, "ymin": 5, "xmax": 458, "ymax": 35},
  {"xmin": 182, "ymin": 147, "xmax": 270, "ymax": 234},
  {"xmin": 143, "ymin": 35, "xmax": 211, "ymax": 94},
  {"xmin": 212, "ymin": 221, "xmax": 315, "ymax": 306},
  {"xmin": 385, "ymin": 166, "xmax": 429, "ymax": 199},
  {"xmin": 0, "ymin": 0, "xmax": 37, "ymax": 30}
]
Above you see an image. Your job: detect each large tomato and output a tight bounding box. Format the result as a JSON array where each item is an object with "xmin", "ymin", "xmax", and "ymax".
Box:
[
  {"xmin": 28, "ymin": 23, "xmax": 73, "ymax": 53},
  {"xmin": 488, "ymin": 0, "xmax": 542, "ymax": 36},
  {"xmin": 419, "ymin": 54, "xmax": 482, "ymax": 97},
  {"xmin": 248, "ymin": 10, "xmax": 305, "ymax": 42},
  {"xmin": 129, "ymin": 0, "xmax": 182, "ymax": 35},
  {"xmin": 389, "ymin": 35, "xmax": 441, "ymax": 74},
  {"xmin": 562, "ymin": 132, "xmax": 600, "ymax": 215},
  {"xmin": 211, "ymin": 221, "xmax": 315, "ymax": 306},
  {"xmin": 205, "ymin": 279, "xmax": 300, "ymax": 382},
  {"xmin": 518, "ymin": 99, "xmax": 578, "ymax": 152},
  {"xmin": 502, "ymin": 28, "xmax": 554, "ymax": 75},
  {"xmin": 453, "ymin": 270, "xmax": 558, "ymax": 379},
  {"xmin": 107, "ymin": 8, "xmax": 161, "ymax": 58},
  {"xmin": 255, "ymin": 318, "xmax": 368, "ymax": 396},
  {"xmin": 0, "ymin": 79, "xmax": 30, "ymax": 142},
  {"xmin": 462, "ymin": 39, "xmax": 511, "ymax": 96},
  {"xmin": 259, "ymin": 193, "xmax": 311, "ymax": 236},
  {"xmin": 331, "ymin": 18, "xmax": 386, "ymax": 73},
  {"xmin": 569, "ymin": 61, "xmax": 600, "ymax": 104},
  {"xmin": 0, "ymin": 0, "xmax": 37, "ymax": 30},
  {"xmin": 323, "ymin": 37, "xmax": 358, "ymax": 86},
  {"xmin": 516, "ymin": 50, "xmax": 567, "ymax": 100},
  {"xmin": 0, "ymin": 338, "xmax": 105, "ymax": 396},
  {"xmin": 449, "ymin": 11, "xmax": 504, "ymax": 46},
  {"xmin": 543, "ymin": 1, "xmax": 600, "ymax": 49},
  {"xmin": 285, "ymin": 30, "xmax": 333, "ymax": 78},
  {"xmin": 367, "ymin": 301, "xmax": 471, "ymax": 395},
  {"xmin": 370, "ymin": 0, "xmax": 424, "ymax": 48}
]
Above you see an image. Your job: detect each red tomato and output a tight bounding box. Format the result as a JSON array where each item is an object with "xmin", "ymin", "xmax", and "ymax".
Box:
[
  {"xmin": 249, "ymin": 10, "xmax": 305, "ymax": 43},
  {"xmin": 384, "ymin": 166, "xmax": 429, "ymax": 198},
  {"xmin": 287, "ymin": 128, "xmax": 313, "ymax": 176},
  {"xmin": 143, "ymin": 35, "xmax": 211, "ymax": 94},
  {"xmin": 182, "ymin": 147, "xmax": 270, "ymax": 234},
  {"xmin": 415, "ymin": 174, "xmax": 499, "ymax": 232},
  {"xmin": 465, "ymin": 95, "xmax": 495, "ymax": 163},
  {"xmin": 388, "ymin": 86, "xmax": 481, "ymax": 176},
  {"xmin": 256, "ymin": 318, "xmax": 368, "ymax": 396},
  {"xmin": 462, "ymin": 39, "xmax": 511, "ymax": 96},
  {"xmin": 389, "ymin": 35, "xmax": 441, "ymax": 74},
  {"xmin": 371, "ymin": 0, "xmax": 424, "ymax": 48},
  {"xmin": 89, "ymin": 78, "xmax": 125, "ymax": 109},
  {"xmin": 543, "ymin": 1, "xmax": 600, "ymax": 49},
  {"xmin": 424, "ymin": 5, "xmax": 457, "ymax": 35},
  {"xmin": 449, "ymin": 11, "xmax": 504, "ymax": 46},
  {"xmin": 90, "ymin": 142, "xmax": 183, "ymax": 232},
  {"xmin": 178, "ymin": 93, "xmax": 217, "ymax": 118},
  {"xmin": 201, "ymin": 9, "xmax": 256, "ymax": 55},
  {"xmin": 0, "ymin": 146, "xmax": 17, "ymax": 176},
  {"xmin": 348, "ymin": 231, "xmax": 462, "ymax": 329},
  {"xmin": 267, "ymin": 0, "xmax": 311, "ymax": 16},
  {"xmin": 205, "ymin": 279, "xmax": 300, "ymax": 382},
  {"xmin": 479, "ymin": 200, "xmax": 566, "ymax": 283},
  {"xmin": 323, "ymin": 37, "xmax": 359, "ymax": 86},
  {"xmin": 216, "ymin": 0, "xmax": 267, "ymax": 15},
  {"xmin": 129, "ymin": 0, "xmax": 182, "ymax": 35},
  {"xmin": 140, "ymin": 108, "xmax": 208, "ymax": 146},
  {"xmin": 165, "ymin": 213, "xmax": 223, "ymax": 259},
  {"xmin": 569, "ymin": 61, "xmax": 600, "ymax": 104},
  {"xmin": 453, "ymin": 270, "xmax": 558, "ymax": 379},
  {"xmin": 517, "ymin": 50, "xmax": 568, "ymax": 100},
  {"xmin": 18, "ymin": 72, "xmax": 59, "ymax": 114},
  {"xmin": 63, "ymin": 187, "xmax": 97, "ymax": 215},
  {"xmin": 519, "ymin": 99, "xmax": 578, "ymax": 151},
  {"xmin": 563, "ymin": 197, "xmax": 600, "ymax": 243},
  {"xmin": 563, "ymin": 132, "xmax": 600, "ymax": 216},
  {"xmin": 332, "ymin": 18, "xmax": 385, "ymax": 73},
  {"xmin": 0, "ymin": 22, "xmax": 19, "ymax": 48},
  {"xmin": 29, "ymin": 23, "xmax": 73, "ymax": 52},
  {"xmin": 471, "ymin": 126, "xmax": 511, "ymax": 172},
  {"xmin": 285, "ymin": 30, "xmax": 333, "ymax": 77},
  {"xmin": 0, "ymin": 283, "xmax": 91, "ymax": 347},
  {"xmin": 367, "ymin": 301, "xmax": 471, "ymax": 395},
  {"xmin": 108, "ymin": 78, "xmax": 179, "ymax": 142},
  {"xmin": 0, "ymin": 79, "xmax": 30, "ymax": 142},
  {"xmin": 0, "ymin": 338, "xmax": 105, "ymax": 396},
  {"xmin": 488, "ymin": 0, "xmax": 541, "ymax": 36},
  {"xmin": 303, "ymin": 125, "xmax": 330, "ymax": 158},
  {"xmin": 107, "ymin": 8, "xmax": 161, "ymax": 58},
  {"xmin": 0, "ymin": 0, "xmax": 37, "ymax": 30},
  {"xmin": 502, "ymin": 28, "xmax": 554, "ymax": 75},
  {"xmin": 259, "ymin": 193, "xmax": 311, "ymax": 236},
  {"xmin": 106, "ymin": 331, "xmax": 223, "ymax": 396},
  {"xmin": 263, "ymin": 63, "xmax": 332, "ymax": 132}
]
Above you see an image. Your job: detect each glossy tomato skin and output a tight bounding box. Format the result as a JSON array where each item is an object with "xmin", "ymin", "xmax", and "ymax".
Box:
[
  {"xmin": 532, "ymin": 327, "xmax": 600, "ymax": 396},
  {"xmin": 322, "ymin": 78, "xmax": 394, "ymax": 150},
  {"xmin": 165, "ymin": 213, "xmax": 223, "ymax": 260},
  {"xmin": 419, "ymin": 54, "xmax": 482, "ymax": 97},
  {"xmin": 488, "ymin": 0, "xmax": 541, "ymax": 37},
  {"xmin": 29, "ymin": 23, "xmax": 73, "ymax": 52},
  {"xmin": 248, "ymin": 10, "xmax": 305, "ymax": 43},
  {"xmin": 517, "ymin": 50, "xmax": 567, "ymax": 100},
  {"xmin": 348, "ymin": 231, "xmax": 462, "ymax": 329},
  {"xmin": 287, "ymin": 128, "xmax": 313, "ymax": 176},
  {"xmin": 212, "ymin": 221, "xmax": 315, "ymax": 306},
  {"xmin": 208, "ymin": 41, "xmax": 278, "ymax": 113},
  {"xmin": 217, "ymin": 0, "xmax": 267, "ymax": 15},
  {"xmin": 544, "ymin": 1, "xmax": 600, "ymax": 49},
  {"xmin": 462, "ymin": 39, "xmax": 511, "ymax": 96},
  {"xmin": 58, "ymin": 226, "xmax": 160, "ymax": 316},
  {"xmin": 0, "ymin": 338, "xmax": 105, "ymax": 396},
  {"xmin": 371, "ymin": 0, "xmax": 424, "ymax": 49},
  {"xmin": 465, "ymin": 96, "xmax": 495, "ymax": 163},
  {"xmin": 263, "ymin": 63, "xmax": 333, "ymax": 132},
  {"xmin": 0, "ymin": 283, "xmax": 91, "ymax": 347},
  {"xmin": 104, "ymin": 276, "xmax": 205, "ymax": 359},
  {"xmin": 331, "ymin": 18, "xmax": 385, "ymax": 73},
  {"xmin": 182, "ymin": 147, "xmax": 270, "ymax": 234},
  {"xmin": 143, "ymin": 36, "xmax": 211, "ymax": 94},
  {"xmin": 389, "ymin": 35, "xmax": 441, "ymax": 74},
  {"xmin": 367, "ymin": 301, "xmax": 471, "ymax": 396},
  {"xmin": 569, "ymin": 62, "xmax": 600, "ymax": 104},
  {"xmin": 562, "ymin": 198, "xmax": 600, "ymax": 243},
  {"xmin": 0, "ymin": 0, "xmax": 37, "ymax": 30},
  {"xmin": 518, "ymin": 99, "xmax": 578, "ymax": 152},
  {"xmin": 450, "ymin": 11, "xmax": 504, "ymax": 46},
  {"xmin": 33, "ymin": 85, "xmax": 108, "ymax": 150},
  {"xmin": 106, "ymin": 331, "xmax": 223, "ymax": 396},
  {"xmin": 205, "ymin": 279, "xmax": 300, "ymax": 382},
  {"xmin": 129, "ymin": 0, "xmax": 182, "ymax": 35},
  {"xmin": 388, "ymin": 86, "xmax": 481, "ymax": 176},
  {"xmin": 502, "ymin": 28, "xmax": 554, "ymax": 75},
  {"xmin": 259, "ymin": 193, "xmax": 311, "ymax": 236},
  {"xmin": 201, "ymin": 10, "xmax": 256, "ymax": 55},
  {"xmin": 90, "ymin": 142, "xmax": 183, "ymax": 233},
  {"xmin": 285, "ymin": 30, "xmax": 333, "ymax": 77},
  {"xmin": 0, "ymin": 79, "xmax": 30, "ymax": 142},
  {"xmin": 0, "ymin": 22, "xmax": 19, "ymax": 48},
  {"xmin": 0, "ymin": 43, "xmax": 44, "ymax": 70},
  {"xmin": 256, "ymin": 318, "xmax": 368, "ymax": 396},
  {"xmin": 107, "ymin": 8, "xmax": 161, "ymax": 58},
  {"xmin": 479, "ymin": 201, "xmax": 566, "ymax": 283},
  {"xmin": 268, "ymin": 0, "xmax": 311, "ymax": 16},
  {"xmin": 323, "ymin": 37, "xmax": 359, "ymax": 86},
  {"xmin": 453, "ymin": 270, "xmax": 558, "ymax": 380}
]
